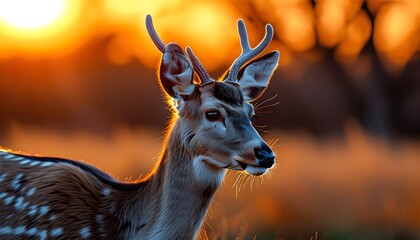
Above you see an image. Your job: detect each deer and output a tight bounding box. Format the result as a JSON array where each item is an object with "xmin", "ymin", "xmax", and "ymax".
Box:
[{"xmin": 0, "ymin": 14, "xmax": 279, "ymax": 239}]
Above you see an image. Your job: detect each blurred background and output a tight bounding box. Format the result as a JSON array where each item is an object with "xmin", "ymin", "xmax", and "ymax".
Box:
[{"xmin": 0, "ymin": 0, "xmax": 419, "ymax": 239}]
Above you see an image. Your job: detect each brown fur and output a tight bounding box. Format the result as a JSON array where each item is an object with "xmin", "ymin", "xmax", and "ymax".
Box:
[{"xmin": 212, "ymin": 82, "xmax": 244, "ymax": 106}]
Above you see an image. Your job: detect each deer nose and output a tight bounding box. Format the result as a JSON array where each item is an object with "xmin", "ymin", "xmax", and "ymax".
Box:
[{"xmin": 254, "ymin": 144, "xmax": 275, "ymax": 168}]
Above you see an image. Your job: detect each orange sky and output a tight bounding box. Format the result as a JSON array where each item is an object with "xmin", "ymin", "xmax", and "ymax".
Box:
[{"xmin": 0, "ymin": 0, "xmax": 419, "ymax": 71}]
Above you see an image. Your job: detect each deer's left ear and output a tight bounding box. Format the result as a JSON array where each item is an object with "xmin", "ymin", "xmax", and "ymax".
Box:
[
  {"xmin": 159, "ymin": 43, "xmax": 195, "ymax": 101},
  {"xmin": 237, "ymin": 51, "xmax": 280, "ymax": 101}
]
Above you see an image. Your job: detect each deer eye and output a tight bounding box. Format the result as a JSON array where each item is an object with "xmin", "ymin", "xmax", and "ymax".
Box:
[{"xmin": 205, "ymin": 110, "xmax": 221, "ymax": 121}]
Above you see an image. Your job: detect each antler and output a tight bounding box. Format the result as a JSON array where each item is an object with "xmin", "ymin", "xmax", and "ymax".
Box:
[
  {"xmin": 225, "ymin": 20, "xmax": 274, "ymax": 83},
  {"xmin": 146, "ymin": 14, "xmax": 213, "ymax": 85},
  {"xmin": 186, "ymin": 47, "xmax": 212, "ymax": 85},
  {"xmin": 145, "ymin": 14, "xmax": 165, "ymax": 52}
]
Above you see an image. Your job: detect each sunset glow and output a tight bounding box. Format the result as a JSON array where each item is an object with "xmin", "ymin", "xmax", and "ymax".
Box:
[
  {"xmin": 0, "ymin": 0, "xmax": 65, "ymax": 29},
  {"xmin": 0, "ymin": 0, "xmax": 89, "ymax": 59},
  {"xmin": 105, "ymin": 0, "xmax": 241, "ymax": 70},
  {"xmin": 0, "ymin": 0, "xmax": 418, "ymax": 68},
  {"xmin": 374, "ymin": 2, "xmax": 419, "ymax": 68}
]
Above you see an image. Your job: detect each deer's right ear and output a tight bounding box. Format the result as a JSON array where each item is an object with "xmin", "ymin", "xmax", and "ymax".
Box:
[
  {"xmin": 159, "ymin": 43, "xmax": 195, "ymax": 101},
  {"xmin": 237, "ymin": 51, "xmax": 279, "ymax": 101}
]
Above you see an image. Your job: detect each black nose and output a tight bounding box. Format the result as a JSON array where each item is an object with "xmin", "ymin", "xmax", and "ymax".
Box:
[{"xmin": 254, "ymin": 144, "xmax": 275, "ymax": 168}]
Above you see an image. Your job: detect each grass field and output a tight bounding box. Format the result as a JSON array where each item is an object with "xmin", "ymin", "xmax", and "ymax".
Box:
[{"xmin": 2, "ymin": 123, "xmax": 420, "ymax": 239}]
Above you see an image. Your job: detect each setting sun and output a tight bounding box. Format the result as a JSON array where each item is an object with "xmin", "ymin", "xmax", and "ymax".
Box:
[
  {"xmin": 0, "ymin": 0, "xmax": 90, "ymax": 59},
  {"xmin": 0, "ymin": 0, "xmax": 65, "ymax": 29}
]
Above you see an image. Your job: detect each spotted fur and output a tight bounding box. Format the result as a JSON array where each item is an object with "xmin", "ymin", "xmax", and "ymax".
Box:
[{"xmin": 0, "ymin": 150, "xmax": 135, "ymax": 239}]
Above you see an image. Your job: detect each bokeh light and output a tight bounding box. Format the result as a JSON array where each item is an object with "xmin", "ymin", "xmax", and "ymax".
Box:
[
  {"xmin": 102, "ymin": 0, "xmax": 242, "ymax": 70},
  {"xmin": 374, "ymin": 1, "xmax": 419, "ymax": 69},
  {"xmin": 273, "ymin": 1, "xmax": 316, "ymax": 52},
  {"xmin": 0, "ymin": 0, "xmax": 66, "ymax": 29},
  {"xmin": 335, "ymin": 10, "xmax": 372, "ymax": 63},
  {"xmin": 316, "ymin": 1, "xmax": 347, "ymax": 47},
  {"xmin": 0, "ymin": 0, "xmax": 91, "ymax": 59},
  {"xmin": 0, "ymin": 0, "xmax": 418, "ymax": 69}
]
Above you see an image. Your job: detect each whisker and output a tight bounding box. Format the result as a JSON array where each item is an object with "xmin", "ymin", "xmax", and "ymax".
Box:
[
  {"xmin": 233, "ymin": 172, "xmax": 241, "ymax": 188},
  {"xmin": 253, "ymin": 124, "xmax": 268, "ymax": 128},
  {"xmin": 234, "ymin": 172, "xmax": 245, "ymax": 198},
  {"xmin": 255, "ymin": 101, "xmax": 280, "ymax": 110},
  {"xmin": 238, "ymin": 172, "xmax": 247, "ymax": 193},
  {"xmin": 199, "ymin": 227, "xmax": 209, "ymax": 240},
  {"xmin": 250, "ymin": 176, "xmax": 255, "ymax": 191},
  {"xmin": 260, "ymin": 175, "xmax": 266, "ymax": 185},
  {"xmin": 267, "ymin": 138, "xmax": 279, "ymax": 146},
  {"xmin": 255, "ymin": 128, "xmax": 270, "ymax": 133},
  {"xmin": 254, "ymin": 94, "xmax": 278, "ymax": 109},
  {"xmin": 241, "ymin": 175, "xmax": 251, "ymax": 191},
  {"xmin": 267, "ymin": 138, "xmax": 280, "ymax": 152}
]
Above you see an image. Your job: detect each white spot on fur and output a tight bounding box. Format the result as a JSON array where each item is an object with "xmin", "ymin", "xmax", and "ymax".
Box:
[
  {"xmin": 30, "ymin": 161, "xmax": 41, "ymax": 166},
  {"xmin": 4, "ymin": 195, "xmax": 15, "ymax": 205},
  {"xmin": 0, "ymin": 226, "xmax": 13, "ymax": 234},
  {"xmin": 20, "ymin": 160, "xmax": 30, "ymax": 165},
  {"xmin": 49, "ymin": 215, "xmax": 56, "ymax": 221},
  {"xmin": 102, "ymin": 188, "xmax": 111, "ymax": 197},
  {"xmin": 38, "ymin": 205, "xmax": 49, "ymax": 216},
  {"xmin": 26, "ymin": 227, "xmax": 37, "ymax": 236},
  {"xmin": 11, "ymin": 173, "xmax": 24, "ymax": 190},
  {"xmin": 80, "ymin": 227, "xmax": 90, "ymax": 238},
  {"xmin": 0, "ymin": 225, "xmax": 44, "ymax": 237},
  {"xmin": 0, "ymin": 192, "xmax": 7, "ymax": 199},
  {"xmin": 27, "ymin": 187, "xmax": 36, "ymax": 197},
  {"xmin": 14, "ymin": 226, "xmax": 26, "ymax": 235},
  {"xmin": 50, "ymin": 227, "xmax": 63, "ymax": 237},
  {"xmin": 0, "ymin": 225, "xmax": 54, "ymax": 240},
  {"xmin": 40, "ymin": 162, "xmax": 53, "ymax": 167},
  {"xmin": 14, "ymin": 196, "xmax": 28, "ymax": 211},
  {"xmin": 0, "ymin": 173, "xmax": 7, "ymax": 182},
  {"xmin": 38, "ymin": 230, "xmax": 47, "ymax": 240},
  {"xmin": 28, "ymin": 205, "xmax": 38, "ymax": 216}
]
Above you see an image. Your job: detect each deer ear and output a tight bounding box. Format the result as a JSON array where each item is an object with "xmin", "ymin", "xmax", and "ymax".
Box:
[
  {"xmin": 237, "ymin": 51, "xmax": 280, "ymax": 101},
  {"xmin": 159, "ymin": 43, "xmax": 195, "ymax": 101}
]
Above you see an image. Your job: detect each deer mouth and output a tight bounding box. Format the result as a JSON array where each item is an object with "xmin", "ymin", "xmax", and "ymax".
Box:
[
  {"xmin": 235, "ymin": 160, "xmax": 270, "ymax": 176},
  {"xmin": 198, "ymin": 156, "xmax": 271, "ymax": 176},
  {"xmin": 238, "ymin": 161, "xmax": 248, "ymax": 170}
]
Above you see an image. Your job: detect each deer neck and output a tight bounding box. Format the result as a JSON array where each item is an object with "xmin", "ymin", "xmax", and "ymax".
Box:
[{"xmin": 123, "ymin": 121, "xmax": 226, "ymax": 239}]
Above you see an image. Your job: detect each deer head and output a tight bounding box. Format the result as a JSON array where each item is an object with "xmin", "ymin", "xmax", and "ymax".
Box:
[{"xmin": 146, "ymin": 15, "xmax": 280, "ymax": 177}]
